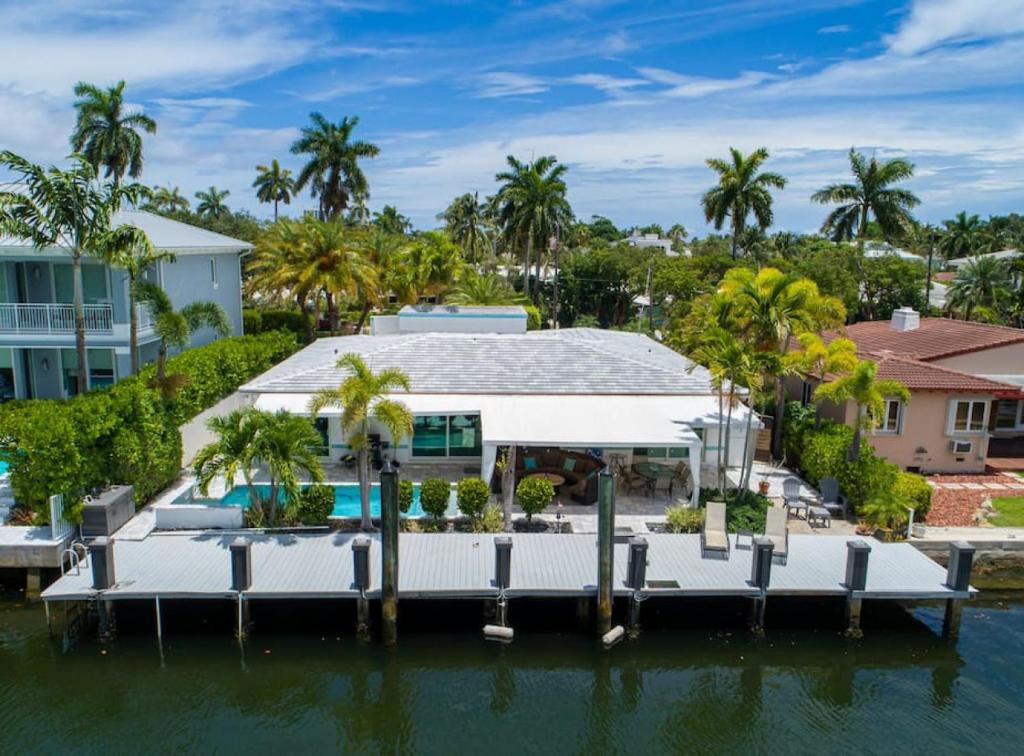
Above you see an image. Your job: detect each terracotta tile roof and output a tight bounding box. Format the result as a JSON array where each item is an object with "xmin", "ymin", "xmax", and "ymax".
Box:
[
  {"xmin": 841, "ymin": 318, "xmax": 1024, "ymax": 361},
  {"xmin": 867, "ymin": 352, "xmax": 1022, "ymax": 394}
]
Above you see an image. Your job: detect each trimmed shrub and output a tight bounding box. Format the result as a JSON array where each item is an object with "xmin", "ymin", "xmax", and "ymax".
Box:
[
  {"xmin": 893, "ymin": 470, "xmax": 932, "ymax": 520},
  {"xmin": 295, "ymin": 484, "xmax": 334, "ymax": 525},
  {"xmin": 800, "ymin": 422, "xmax": 854, "ymax": 486},
  {"xmin": 524, "ymin": 305, "xmax": 542, "ymax": 331},
  {"xmin": 457, "ymin": 477, "xmax": 490, "ymax": 520},
  {"xmin": 698, "ymin": 488, "xmax": 771, "ymax": 532},
  {"xmin": 836, "ymin": 449, "xmax": 899, "ymax": 513},
  {"xmin": 420, "ymin": 478, "xmax": 451, "ymax": 520},
  {"xmin": 665, "ymin": 505, "xmax": 704, "ymax": 533},
  {"xmin": 782, "ymin": 400, "xmax": 817, "ymax": 470},
  {"xmin": 242, "ymin": 307, "xmax": 262, "ymax": 334},
  {"xmin": 472, "ymin": 505, "xmax": 505, "ymax": 533},
  {"xmin": 516, "ymin": 475, "xmax": 554, "ymax": 520},
  {"xmin": 260, "ymin": 308, "xmax": 308, "ymax": 338},
  {"xmin": 398, "ymin": 479, "xmax": 414, "ymax": 514}
]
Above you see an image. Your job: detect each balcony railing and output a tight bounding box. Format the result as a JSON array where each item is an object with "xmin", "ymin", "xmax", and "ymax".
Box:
[
  {"xmin": 0, "ymin": 303, "xmax": 114, "ymax": 334},
  {"xmin": 136, "ymin": 303, "xmax": 156, "ymax": 332}
]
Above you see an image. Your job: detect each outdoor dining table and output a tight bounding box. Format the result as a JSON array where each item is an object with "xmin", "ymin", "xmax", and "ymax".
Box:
[
  {"xmin": 631, "ymin": 462, "xmax": 673, "ymax": 495},
  {"xmin": 525, "ymin": 472, "xmax": 566, "ymax": 487}
]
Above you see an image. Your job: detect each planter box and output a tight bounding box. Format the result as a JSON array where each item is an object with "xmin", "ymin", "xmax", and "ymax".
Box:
[
  {"xmin": 155, "ymin": 504, "xmax": 243, "ymax": 530},
  {"xmin": 81, "ymin": 486, "xmax": 135, "ymax": 538}
]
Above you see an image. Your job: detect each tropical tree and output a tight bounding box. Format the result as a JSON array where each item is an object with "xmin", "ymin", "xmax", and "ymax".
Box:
[
  {"xmin": 96, "ymin": 224, "xmax": 176, "ymax": 374},
  {"xmin": 70, "ymin": 80, "xmax": 157, "ymax": 185},
  {"xmin": 441, "ymin": 191, "xmax": 491, "ymax": 264},
  {"xmin": 372, "ymin": 205, "xmax": 412, "ymax": 235},
  {"xmin": 446, "ymin": 270, "xmax": 527, "ymax": 306},
  {"xmin": 298, "ymin": 218, "xmax": 375, "ymax": 332},
  {"xmin": 253, "ymin": 159, "xmax": 296, "ymax": 221},
  {"xmin": 291, "ymin": 113, "xmax": 380, "ymax": 220},
  {"xmin": 701, "ymin": 147, "xmax": 787, "ymax": 260},
  {"xmin": 813, "ymin": 359, "xmax": 910, "ymax": 461},
  {"xmin": 193, "ymin": 408, "xmax": 324, "ymax": 527},
  {"xmin": 938, "ymin": 211, "xmax": 982, "ymax": 261},
  {"xmin": 309, "ymin": 354, "xmax": 414, "ymax": 530},
  {"xmin": 134, "ymin": 280, "xmax": 231, "ymax": 396},
  {"xmin": 667, "ymin": 223, "xmax": 687, "ymax": 243},
  {"xmin": 946, "ymin": 256, "xmax": 1014, "ymax": 321},
  {"xmin": 353, "ymin": 226, "xmax": 414, "ymax": 333},
  {"xmin": 195, "ymin": 186, "xmax": 231, "ymax": 220},
  {"xmin": 494, "ymin": 155, "xmax": 573, "ymax": 301},
  {"xmin": 812, "ymin": 148, "xmax": 919, "ymax": 242},
  {"xmin": 409, "ymin": 230, "xmax": 463, "ymax": 299},
  {"xmin": 247, "ymin": 218, "xmax": 316, "ymax": 339},
  {"xmin": 0, "ymin": 152, "xmax": 144, "ymax": 394},
  {"xmin": 146, "ymin": 185, "xmax": 190, "ymax": 214}
]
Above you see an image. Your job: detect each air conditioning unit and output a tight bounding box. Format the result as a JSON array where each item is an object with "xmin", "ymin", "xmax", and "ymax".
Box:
[{"xmin": 950, "ymin": 439, "xmax": 973, "ymax": 455}]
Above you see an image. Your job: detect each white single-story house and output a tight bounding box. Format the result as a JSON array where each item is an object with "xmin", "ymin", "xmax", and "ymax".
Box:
[{"xmin": 239, "ymin": 307, "xmax": 759, "ymax": 505}]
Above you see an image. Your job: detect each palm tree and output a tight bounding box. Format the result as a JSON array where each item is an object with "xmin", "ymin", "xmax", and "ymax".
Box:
[
  {"xmin": 195, "ymin": 186, "xmax": 230, "ymax": 220},
  {"xmin": 446, "ymin": 270, "xmax": 527, "ymax": 306},
  {"xmin": 253, "ymin": 160, "xmax": 295, "ymax": 221},
  {"xmin": 71, "ymin": 80, "xmax": 157, "ymax": 185},
  {"xmin": 134, "ymin": 280, "xmax": 231, "ymax": 396},
  {"xmin": 812, "ymin": 148, "xmax": 919, "ymax": 242},
  {"xmin": 0, "ymin": 152, "xmax": 144, "ymax": 394},
  {"xmin": 297, "ymin": 218, "xmax": 375, "ymax": 332},
  {"xmin": 291, "ymin": 113, "xmax": 380, "ymax": 220},
  {"xmin": 309, "ymin": 354, "xmax": 414, "ymax": 530},
  {"xmin": 409, "ymin": 230, "xmax": 463, "ymax": 300},
  {"xmin": 247, "ymin": 219, "xmax": 316, "ymax": 339},
  {"xmin": 946, "ymin": 256, "xmax": 1013, "ymax": 321},
  {"xmin": 146, "ymin": 185, "xmax": 190, "ymax": 214},
  {"xmin": 813, "ymin": 359, "xmax": 910, "ymax": 461},
  {"xmin": 96, "ymin": 224, "xmax": 176, "ymax": 374},
  {"xmin": 441, "ymin": 192, "xmax": 492, "ymax": 264},
  {"xmin": 494, "ymin": 155, "xmax": 573, "ymax": 301},
  {"xmin": 701, "ymin": 147, "xmax": 787, "ymax": 260},
  {"xmin": 193, "ymin": 408, "xmax": 324, "ymax": 527},
  {"xmin": 372, "ymin": 205, "xmax": 412, "ymax": 235},
  {"xmin": 938, "ymin": 211, "xmax": 982, "ymax": 261},
  {"xmin": 353, "ymin": 227, "xmax": 414, "ymax": 333}
]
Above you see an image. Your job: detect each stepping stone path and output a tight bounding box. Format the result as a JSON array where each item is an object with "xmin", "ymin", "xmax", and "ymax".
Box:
[{"xmin": 925, "ymin": 473, "xmax": 1024, "ymax": 526}]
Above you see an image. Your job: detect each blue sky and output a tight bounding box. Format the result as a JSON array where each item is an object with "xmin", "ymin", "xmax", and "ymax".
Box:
[{"xmin": 1, "ymin": 0, "xmax": 1023, "ymax": 234}]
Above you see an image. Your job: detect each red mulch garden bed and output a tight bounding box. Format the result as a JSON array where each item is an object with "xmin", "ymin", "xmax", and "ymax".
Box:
[{"xmin": 925, "ymin": 474, "xmax": 1024, "ymax": 526}]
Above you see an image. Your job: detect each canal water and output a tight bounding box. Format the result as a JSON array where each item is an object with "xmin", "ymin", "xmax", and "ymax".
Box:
[{"xmin": 1, "ymin": 594, "xmax": 1021, "ymax": 753}]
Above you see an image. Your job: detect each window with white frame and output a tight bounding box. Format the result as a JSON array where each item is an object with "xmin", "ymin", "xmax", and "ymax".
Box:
[
  {"xmin": 210, "ymin": 258, "xmax": 219, "ymax": 289},
  {"xmin": 995, "ymin": 400, "xmax": 1024, "ymax": 431},
  {"xmin": 949, "ymin": 399, "xmax": 988, "ymax": 434},
  {"xmin": 876, "ymin": 398, "xmax": 903, "ymax": 433}
]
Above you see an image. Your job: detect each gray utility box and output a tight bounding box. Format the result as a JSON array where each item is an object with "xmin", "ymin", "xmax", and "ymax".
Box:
[{"xmin": 81, "ymin": 486, "xmax": 136, "ymax": 539}]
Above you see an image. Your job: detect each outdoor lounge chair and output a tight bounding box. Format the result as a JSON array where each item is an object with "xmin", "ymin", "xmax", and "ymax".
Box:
[
  {"xmin": 818, "ymin": 476, "xmax": 849, "ymax": 520},
  {"xmin": 701, "ymin": 500, "xmax": 730, "ymax": 559},
  {"xmin": 764, "ymin": 505, "xmax": 789, "ymax": 562},
  {"xmin": 782, "ymin": 476, "xmax": 807, "ymax": 519}
]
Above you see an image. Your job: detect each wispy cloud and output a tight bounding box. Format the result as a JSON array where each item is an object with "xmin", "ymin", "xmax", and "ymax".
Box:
[
  {"xmin": 818, "ymin": 24, "xmax": 852, "ymax": 34},
  {"xmin": 566, "ymin": 73, "xmax": 648, "ymax": 93},
  {"xmin": 885, "ymin": 0, "xmax": 1024, "ymax": 55},
  {"xmin": 639, "ymin": 67, "xmax": 774, "ymax": 98},
  {"xmin": 474, "ymin": 72, "xmax": 549, "ymax": 98}
]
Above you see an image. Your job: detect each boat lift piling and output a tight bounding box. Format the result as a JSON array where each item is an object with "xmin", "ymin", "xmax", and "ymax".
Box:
[
  {"xmin": 230, "ymin": 537, "xmax": 252, "ymax": 643},
  {"xmin": 626, "ymin": 537, "xmax": 648, "ymax": 639},
  {"xmin": 749, "ymin": 537, "xmax": 774, "ymax": 635},
  {"xmin": 352, "ymin": 537, "xmax": 372, "ymax": 640},
  {"xmin": 596, "ymin": 468, "xmax": 615, "ymax": 637},
  {"xmin": 88, "ymin": 537, "xmax": 116, "ymax": 642},
  {"xmin": 843, "ymin": 540, "xmax": 871, "ymax": 638},
  {"xmin": 943, "ymin": 541, "xmax": 974, "ymax": 639},
  {"xmin": 484, "ymin": 537, "xmax": 514, "ymax": 642},
  {"xmin": 380, "ymin": 461, "xmax": 400, "ymax": 646}
]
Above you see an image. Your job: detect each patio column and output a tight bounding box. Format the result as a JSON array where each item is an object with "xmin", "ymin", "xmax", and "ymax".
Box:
[{"xmin": 689, "ymin": 441, "xmax": 701, "ymax": 506}]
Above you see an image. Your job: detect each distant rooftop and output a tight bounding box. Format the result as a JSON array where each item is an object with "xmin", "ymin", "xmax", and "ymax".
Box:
[
  {"xmin": 842, "ymin": 317, "xmax": 1024, "ymax": 361},
  {"xmin": 398, "ymin": 305, "xmax": 526, "ymax": 317},
  {"xmin": 947, "ymin": 248, "xmax": 1021, "ymax": 268}
]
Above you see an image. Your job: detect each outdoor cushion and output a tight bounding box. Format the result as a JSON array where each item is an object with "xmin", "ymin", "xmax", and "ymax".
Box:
[
  {"xmin": 562, "ymin": 457, "xmax": 576, "ymax": 473},
  {"xmin": 704, "ymin": 529, "xmax": 729, "ymax": 550},
  {"xmin": 524, "ymin": 457, "xmax": 538, "ymax": 471}
]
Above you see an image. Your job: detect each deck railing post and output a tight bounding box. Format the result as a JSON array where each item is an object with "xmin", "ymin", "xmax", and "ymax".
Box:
[
  {"xmin": 749, "ymin": 537, "xmax": 774, "ymax": 635},
  {"xmin": 380, "ymin": 461, "xmax": 400, "ymax": 646},
  {"xmin": 843, "ymin": 540, "xmax": 871, "ymax": 638},
  {"xmin": 88, "ymin": 537, "xmax": 116, "ymax": 641},
  {"xmin": 230, "ymin": 538, "xmax": 252, "ymax": 643},
  {"xmin": 353, "ymin": 537, "xmax": 371, "ymax": 639},
  {"xmin": 596, "ymin": 467, "xmax": 616, "ymax": 636},
  {"xmin": 943, "ymin": 541, "xmax": 974, "ymax": 639},
  {"xmin": 627, "ymin": 537, "xmax": 648, "ymax": 638},
  {"xmin": 495, "ymin": 536, "xmax": 512, "ymax": 627}
]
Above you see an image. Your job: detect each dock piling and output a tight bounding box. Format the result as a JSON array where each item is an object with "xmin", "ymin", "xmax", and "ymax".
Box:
[
  {"xmin": 494, "ymin": 537, "xmax": 512, "ymax": 629},
  {"xmin": 943, "ymin": 541, "xmax": 974, "ymax": 639},
  {"xmin": 230, "ymin": 538, "xmax": 252, "ymax": 642},
  {"xmin": 843, "ymin": 540, "xmax": 871, "ymax": 638},
  {"xmin": 749, "ymin": 537, "xmax": 774, "ymax": 635},
  {"xmin": 380, "ymin": 461, "xmax": 400, "ymax": 646},
  {"xmin": 88, "ymin": 537, "xmax": 116, "ymax": 641},
  {"xmin": 596, "ymin": 468, "xmax": 616, "ymax": 637},
  {"xmin": 626, "ymin": 537, "xmax": 648, "ymax": 638},
  {"xmin": 353, "ymin": 537, "xmax": 371, "ymax": 639}
]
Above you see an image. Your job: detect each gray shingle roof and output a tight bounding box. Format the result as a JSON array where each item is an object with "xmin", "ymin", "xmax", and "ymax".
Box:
[{"xmin": 242, "ymin": 328, "xmax": 715, "ymax": 395}]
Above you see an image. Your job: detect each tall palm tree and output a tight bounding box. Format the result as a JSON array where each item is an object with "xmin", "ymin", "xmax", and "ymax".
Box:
[
  {"xmin": 134, "ymin": 280, "xmax": 231, "ymax": 397},
  {"xmin": 977, "ymin": 223, "xmax": 1008, "ymax": 255},
  {"xmin": 96, "ymin": 224, "xmax": 176, "ymax": 374},
  {"xmin": 701, "ymin": 147, "xmax": 787, "ymax": 260},
  {"xmin": 446, "ymin": 270, "xmax": 527, "ymax": 306},
  {"xmin": 247, "ymin": 219, "xmax": 316, "ymax": 339},
  {"xmin": 195, "ymin": 186, "xmax": 230, "ymax": 220},
  {"xmin": 946, "ymin": 256, "xmax": 1013, "ymax": 321},
  {"xmin": 938, "ymin": 211, "xmax": 982, "ymax": 260},
  {"xmin": 0, "ymin": 152, "xmax": 144, "ymax": 394},
  {"xmin": 253, "ymin": 159, "xmax": 295, "ymax": 221},
  {"xmin": 309, "ymin": 354, "xmax": 414, "ymax": 531},
  {"xmin": 813, "ymin": 359, "xmax": 910, "ymax": 461},
  {"xmin": 193, "ymin": 408, "xmax": 324, "ymax": 527},
  {"xmin": 494, "ymin": 155, "xmax": 573, "ymax": 301},
  {"xmin": 441, "ymin": 191, "xmax": 492, "ymax": 264},
  {"xmin": 812, "ymin": 148, "xmax": 919, "ymax": 242},
  {"xmin": 146, "ymin": 185, "xmax": 190, "ymax": 214},
  {"xmin": 372, "ymin": 205, "xmax": 412, "ymax": 235},
  {"xmin": 71, "ymin": 80, "xmax": 157, "ymax": 185},
  {"xmin": 295, "ymin": 218, "xmax": 375, "ymax": 332},
  {"xmin": 291, "ymin": 113, "xmax": 380, "ymax": 220}
]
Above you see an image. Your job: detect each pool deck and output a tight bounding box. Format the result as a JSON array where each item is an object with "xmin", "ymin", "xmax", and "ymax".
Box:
[{"xmin": 41, "ymin": 530, "xmax": 972, "ymax": 603}]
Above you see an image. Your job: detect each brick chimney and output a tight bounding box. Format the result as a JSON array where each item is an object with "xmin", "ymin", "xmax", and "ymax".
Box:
[{"xmin": 890, "ymin": 307, "xmax": 920, "ymax": 332}]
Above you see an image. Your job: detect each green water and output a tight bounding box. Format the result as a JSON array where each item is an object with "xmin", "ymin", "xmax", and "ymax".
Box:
[{"xmin": 2, "ymin": 595, "xmax": 1022, "ymax": 754}]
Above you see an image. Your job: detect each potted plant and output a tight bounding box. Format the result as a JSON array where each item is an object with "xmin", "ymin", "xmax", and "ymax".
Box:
[
  {"xmin": 859, "ymin": 496, "xmax": 911, "ymax": 542},
  {"xmin": 757, "ymin": 477, "xmax": 771, "ymax": 495}
]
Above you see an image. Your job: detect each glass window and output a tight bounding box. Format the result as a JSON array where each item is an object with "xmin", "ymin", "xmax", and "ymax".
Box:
[
  {"xmin": 0, "ymin": 266, "xmax": 8, "ymax": 302},
  {"xmin": 412, "ymin": 415, "xmax": 448, "ymax": 457},
  {"xmin": 53, "ymin": 264, "xmax": 108, "ymax": 304},
  {"xmin": 668, "ymin": 447, "xmax": 689, "ymax": 458},
  {"xmin": 210, "ymin": 258, "xmax": 218, "ymax": 288},
  {"xmin": 448, "ymin": 414, "xmax": 482, "ymax": 457},
  {"xmin": 60, "ymin": 348, "xmax": 115, "ymax": 394},
  {"xmin": 995, "ymin": 400, "xmax": 1023, "ymax": 430},
  {"xmin": 877, "ymin": 399, "xmax": 902, "ymax": 433},
  {"xmin": 951, "ymin": 400, "xmax": 987, "ymax": 433},
  {"xmin": 0, "ymin": 348, "xmax": 14, "ymax": 402},
  {"xmin": 313, "ymin": 417, "xmax": 330, "ymax": 456},
  {"xmin": 54, "ymin": 265, "xmax": 73, "ymax": 304}
]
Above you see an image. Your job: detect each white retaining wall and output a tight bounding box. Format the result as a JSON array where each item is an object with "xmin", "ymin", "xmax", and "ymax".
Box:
[
  {"xmin": 154, "ymin": 504, "xmax": 243, "ymax": 530},
  {"xmin": 179, "ymin": 391, "xmax": 255, "ymax": 466}
]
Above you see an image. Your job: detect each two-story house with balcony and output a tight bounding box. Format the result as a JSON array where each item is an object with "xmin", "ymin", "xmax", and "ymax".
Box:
[{"xmin": 0, "ymin": 209, "xmax": 251, "ymax": 400}]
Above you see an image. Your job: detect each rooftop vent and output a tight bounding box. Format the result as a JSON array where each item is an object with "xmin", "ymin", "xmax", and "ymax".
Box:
[{"xmin": 890, "ymin": 307, "xmax": 920, "ymax": 332}]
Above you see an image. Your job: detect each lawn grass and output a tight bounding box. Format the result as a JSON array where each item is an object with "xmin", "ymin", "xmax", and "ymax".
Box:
[{"xmin": 989, "ymin": 496, "xmax": 1024, "ymax": 527}]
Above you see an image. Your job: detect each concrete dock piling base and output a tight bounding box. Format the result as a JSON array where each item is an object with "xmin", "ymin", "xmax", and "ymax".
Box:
[
  {"xmin": 25, "ymin": 568, "xmax": 43, "ymax": 602},
  {"xmin": 942, "ymin": 541, "xmax": 975, "ymax": 640},
  {"xmin": 844, "ymin": 597, "xmax": 864, "ymax": 639},
  {"xmin": 843, "ymin": 540, "xmax": 871, "ymax": 639}
]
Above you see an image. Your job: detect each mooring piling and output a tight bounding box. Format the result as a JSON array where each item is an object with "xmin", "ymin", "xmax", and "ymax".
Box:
[
  {"xmin": 380, "ymin": 461, "xmax": 400, "ymax": 646},
  {"xmin": 495, "ymin": 536, "xmax": 512, "ymax": 628},
  {"xmin": 626, "ymin": 536, "xmax": 648, "ymax": 638},
  {"xmin": 88, "ymin": 537, "xmax": 116, "ymax": 641},
  {"xmin": 749, "ymin": 537, "xmax": 774, "ymax": 635},
  {"xmin": 843, "ymin": 539, "xmax": 871, "ymax": 638},
  {"xmin": 596, "ymin": 467, "xmax": 615, "ymax": 637},
  {"xmin": 230, "ymin": 537, "xmax": 252, "ymax": 643},
  {"xmin": 943, "ymin": 541, "xmax": 974, "ymax": 639},
  {"xmin": 353, "ymin": 537, "xmax": 371, "ymax": 639}
]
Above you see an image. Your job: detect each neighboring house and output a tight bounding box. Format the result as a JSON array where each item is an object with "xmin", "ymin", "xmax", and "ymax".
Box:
[
  {"xmin": 0, "ymin": 209, "xmax": 250, "ymax": 400},
  {"xmin": 946, "ymin": 249, "xmax": 1022, "ymax": 291},
  {"xmin": 241, "ymin": 307, "xmax": 760, "ymax": 505},
  {"xmin": 621, "ymin": 232, "xmax": 682, "ymax": 256},
  {"xmin": 791, "ymin": 308, "xmax": 1024, "ymax": 473},
  {"xmin": 861, "ymin": 241, "xmax": 923, "ymax": 262}
]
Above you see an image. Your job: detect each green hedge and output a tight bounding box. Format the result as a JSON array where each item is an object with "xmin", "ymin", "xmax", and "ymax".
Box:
[
  {"xmin": 893, "ymin": 470, "xmax": 932, "ymax": 519},
  {"xmin": 0, "ymin": 331, "xmax": 298, "ymax": 516},
  {"xmin": 243, "ymin": 307, "xmax": 309, "ymax": 341}
]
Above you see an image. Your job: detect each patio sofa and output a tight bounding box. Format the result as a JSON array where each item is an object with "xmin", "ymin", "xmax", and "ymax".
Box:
[{"xmin": 514, "ymin": 447, "xmax": 606, "ymax": 505}]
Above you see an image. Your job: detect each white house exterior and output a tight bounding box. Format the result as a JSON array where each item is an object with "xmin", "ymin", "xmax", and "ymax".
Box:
[{"xmin": 622, "ymin": 232, "xmax": 681, "ymax": 256}]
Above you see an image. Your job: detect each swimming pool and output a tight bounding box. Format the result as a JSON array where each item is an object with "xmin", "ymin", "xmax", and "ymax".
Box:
[
  {"xmin": 0, "ymin": 460, "xmax": 8, "ymax": 476},
  {"xmin": 180, "ymin": 482, "xmax": 454, "ymax": 519}
]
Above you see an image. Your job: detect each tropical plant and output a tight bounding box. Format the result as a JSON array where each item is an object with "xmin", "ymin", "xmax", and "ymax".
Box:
[
  {"xmin": 195, "ymin": 186, "xmax": 231, "ymax": 220},
  {"xmin": 193, "ymin": 407, "xmax": 324, "ymax": 527},
  {"xmin": 946, "ymin": 255, "xmax": 1013, "ymax": 321},
  {"xmin": 0, "ymin": 152, "xmax": 145, "ymax": 394},
  {"xmin": 295, "ymin": 484, "xmax": 335, "ymax": 524},
  {"xmin": 812, "ymin": 148, "xmax": 919, "ymax": 242},
  {"xmin": 291, "ymin": 113, "xmax": 380, "ymax": 220},
  {"xmin": 860, "ymin": 494, "xmax": 911, "ymax": 533},
  {"xmin": 95, "ymin": 224, "xmax": 176, "ymax": 374},
  {"xmin": 938, "ymin": 211, "xmax": 981, "ymax": 261},
  {"xmin": 70, "ymin": 80, "xmax": 157, "ymax": 184},
  {"xmin": 253, "ymin": 159, "xmax": 296, "ymax": 221},
  {"xmin": 516, "ymin": 475, "xmax": 554, "ymax": 521},
  {"xmin": 456, "ymin": 477, "xmax": 491, "ymax": 521},
  {"xmin": 494, "ymin": 154, "xmax": 573, "ymax": 301},
  {"xmin": 309, "ymin": 353, "xmax": 413, "ymax": 530},
  {"xmin": 408, "ymin": 230, "xmax": 462, "ymax": 299},
  {"xmin": 353, "ymin": 226, "xmax": 414, "ymax": 332},
  {"xmin": 665, "ymin": 504, "xmax": 704, "ymax": 533},
  {"xmin": 445, "ymin": 270, "xmax": 527, "ymax": 306},
  {"xmin": 372, "ymin": 205, "xmax": 412, "ymax": 235},
  {"xmin": 398, "ymin": 479, "xmax": 414, "ymax": 514},
  {"xmin": 441, "ymin": 191, "xmax": 492, "ymax": 264},
  {"xmin": 420, "ymin": 478, "xmax": 452, "ymax": 521},
  {"xmin": 813, "ymin": 359, "xmax": 910, "ymax": 461},
  {"xmin": 134, "ymin": 281, "xmax": 231, "ymax": 396},
  {"xmin": 146, "ymin": 185, "xmax": 190, "ymax": 214},
  {"xmin": 472, "ymin": 505, "xmax": 505, "ymax": 533},
  {"xmin": 701, "ymin": 147, "xmax": 787, "ymax": 259},
  {"xmin": 893, "ymin": 470, "xmax": 932, "ymax": 520}
]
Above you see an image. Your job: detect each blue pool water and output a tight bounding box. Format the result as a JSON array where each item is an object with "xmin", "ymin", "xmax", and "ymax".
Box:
[
  {"xmin": 187, "ymin": 483, "xmax": 451, "ymax": 518},
  {"xmin": 0, "ymin": 460, "xmax": 7, "ymax": 475}
]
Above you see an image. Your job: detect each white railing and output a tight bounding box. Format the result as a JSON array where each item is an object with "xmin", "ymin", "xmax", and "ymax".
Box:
[
  {"xmin": 0, "ymin": 303, "xmax": 114, "ymax": 334},
  {"xmin": 136, "ymin": 303, "xmax": 156, "ymax": 332},
  {"xmin": 49, "ymin": 494, "xmax": 74, "ymax": 542}
]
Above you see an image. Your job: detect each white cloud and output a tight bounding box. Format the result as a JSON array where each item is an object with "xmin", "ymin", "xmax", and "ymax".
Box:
[
  {"xmin": 818, "ymin": 24, "xmax": 851, "ymax": 34},
  {"xmin": 474, "ymin": 72, "xmax": 549, "ymax": 98},
  {"xmin": 638, "ymin": 67, "xmax": 774, "ymax": 98},
  {"xmin": 885, "ymin": 0, "xmax": 1024, "ymax": 55},
  {"xmin": 566, "ymin": 73, "xmax": 648, "ymax": 93}
]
